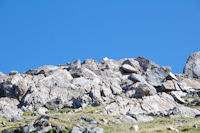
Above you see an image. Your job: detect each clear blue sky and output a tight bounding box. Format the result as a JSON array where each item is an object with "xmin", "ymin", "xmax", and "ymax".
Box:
[{"xmin": 0, "ymin": 0, "xmax": 200, "ymax": 74}]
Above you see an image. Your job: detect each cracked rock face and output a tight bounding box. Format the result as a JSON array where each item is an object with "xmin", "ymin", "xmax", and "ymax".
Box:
[
  {"xmin": 183, "ymin": 51, "xmax": 200, "ymax": 79},
  {"xmin": 0, "ymin": 53, "xmax": 200, "ymax": 125}
]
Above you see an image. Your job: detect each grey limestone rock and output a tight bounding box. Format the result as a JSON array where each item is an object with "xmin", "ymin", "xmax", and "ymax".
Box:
[
  {"xmin": 0, "ymin": 97, "xmax": 23, "ymax": 121},
  {"xmin": 183, "ymin": 51, "xmax": 200, "ymax": 79}
]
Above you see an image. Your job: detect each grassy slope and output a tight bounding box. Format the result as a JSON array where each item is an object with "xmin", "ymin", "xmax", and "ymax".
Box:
[{"xmin": 0, "ymin": 105, "xmax": 200, "ymax": 133}]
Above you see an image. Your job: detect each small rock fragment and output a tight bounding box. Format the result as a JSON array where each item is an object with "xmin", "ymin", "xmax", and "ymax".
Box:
[
  {"xmin": 8, "ymin": 71, "xmax": 18, "ymax": 76},
  {"xmin": 193, "ymin": 124, "xmax": 198, "ymax": 128},
  {"xmin": 167, "ymin": 127, "xmax": 179, "ymax": 132},
  {"xmin": 130, "ymin": 125, "xmax": 139, "ymax": 131}
]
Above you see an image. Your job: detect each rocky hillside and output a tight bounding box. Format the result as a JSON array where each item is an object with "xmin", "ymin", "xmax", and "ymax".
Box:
[{"xmin": 0, "ymin": 52, "xmax": 200, "ymax": 133}]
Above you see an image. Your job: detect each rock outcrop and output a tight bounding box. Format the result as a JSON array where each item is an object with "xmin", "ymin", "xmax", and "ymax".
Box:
[
  {"xmin": 0, "ymin": 52, "xmax": 200, "ymax": 132},
  {"xmin": 183, "ymin": 51, "xmax": 200, "ymax": 79}
]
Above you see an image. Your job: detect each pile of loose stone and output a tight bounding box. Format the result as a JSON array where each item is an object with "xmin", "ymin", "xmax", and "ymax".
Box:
[{"xmin": 0, "ymin": 52, "xmax": 200, "ymax": 132}]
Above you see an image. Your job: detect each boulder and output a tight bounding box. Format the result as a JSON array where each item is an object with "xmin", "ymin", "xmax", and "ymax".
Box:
[
  {"xmin": 136, "ymin": 114, "xmax": 154, "ymax": 122},
  {"xmin": 103, "ymin": 97, "xmax": 144, "ymax": 116},
  {"xmin": 69, "ymin": 60, "xmax": 99, "ymax": 79},
  {"xmin": 120, "ymin": 58, "xmax": 142, "ymax": 73},
  {"xmin": 21, "ymin": 86, "xmax": 51, "ymax": 110},
  {"xmin": 120, "ymin": 115, "xmax": 137, "ymax": 123},
  {"xmin": 136, "ymin": 57, "xmax": 159, "ymax": 72},
  {"xmin": 169, "ymin": 106, "xmax": 200, "ymax": 118},
  {"xmin": 135, "ymin": 56, "xmax": 171, "ymax": 87},
  {"xmin": 44, "ymin": 98, "xmax": 64, "ymax": 110},
  {"xmin": 39, "ymin": 69, "xmax": 72, "ymax": 88},
  {"xmin": 72, "ymin": 95, "xmax": 92, "ymax": 108},
  {"xmin": 81, "ymin": 68, "xmax": 98, "ymax": 79},
  {"xmin": 145, "ymin": 66, "xmax": 171, "ymax": 87},
  {"xmin": 128, "ymin": 82, "xmax": 156, "ymax": 98},
  {"xmin": 130, "ymin": 125, "xmax": 139, "ymax": 132},
  {"xmin": 101, "ymin": 79, "xmax": 113, "ymax": 98},
  {"xmin": 25, "ymin": 65, "xmax": 59, "ymax": 76},
  {"xmin": 141, "ymin": 93, "xmax": 178, "ymax": 116},
  {"xmin": 160, "ymin": 80, "xmax": 176, "ymax": 92},
  {"xmin": 128, "ymin": 74, "xmax": 147, "ymax": 83},
  {"xmin": 91, "ymin": 127, "xmax": 104, "ymax": 133},
  {"xmin": 0, "ymin": 74, "xmax": 28, "ymax": 101},
  {"xmin": 71, "ymin": 126, "xmax": 82, "ymax": 133},
  {"xmin": 121, "ymin": 64, "xmax": 138, "ymax": 73},
  {"xmin": 183, "ymin": 51, "xmax": 200, "ymax": 79},
  {"xmin": 0, "ymin": 98, "xmax": 23, "ymax": 121},
  {"xmin": 170, "ymin": 91, "xmax": 186, "ymax": 104},
  {"xmin": 110, "ymin": 79, "xmax": 122, "ymax": 95},
  {"xmin": 68, "ymin": 60, "xmax": 82, "ymax": 70},
  {"xmin": 179, "ymin": 77, "xmax": 200, "ymax": 90},
  {"xmin": 89, "ymin": 84, "xmax": 103, "ymax": 106},
  {"xmin": 127, "ymin": 114, "xmax": 154, "ymax": 122},
  {"xmin": 71, "ymin": 125, "xmax": 104, "ymax": 133},
  {"xmin": 37, "ymin": 107, "xmax": 48, "ymax": 115},
  {"xmin": 100, "ymin": 58, "xmax": 120, "ymax": 70}
]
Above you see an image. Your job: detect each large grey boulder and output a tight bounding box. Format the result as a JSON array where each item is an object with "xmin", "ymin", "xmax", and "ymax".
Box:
[
  {"xmin": 21, "ymin": 86, "xmax": 52, "ymax": 110},
  {"xmin": 136, "ymin": 57, "xmax": 159, "ymax": 72},
  {"xmin": 25, "ymin": 65, "xmax": 59, "ymax": 76},
  {"xmin": 103, "ymin": 96, "xmax": 144, "ymax": 116},
  {"xmin": 145, "ymin": 66, "xmax": 171, "ymax": 87},
  {"xmin": 128, "ymin": 73, "xmax": 147, "ymax": 83},
  {"xmin": 141, "ymin": 93, "xmax": 200, "ymax": 118},
  {"xmin": 136, "ymin": 57, "xmax": 171, "ymax": 87},
  {"xmin": 126, "ymin": 82, "xmax": 156, "ymax": 98},
  {"xmin": 0, "ymin": 97, "xmax": 23, "ymax": 121},
  {"xmin": 169, "ymin": 106, "xmax": 200, "ymax": 118},
  {"xmin": 120, "ymin": 58, "xmax": 141, "ymax": 69},
  {"xmin": 0, "ymin": 74, "xmax": 28, "ymax": 101},
  {"xmin": 158, "ymin": 80, "xmax": 181, "ymax": 92},
  {"xmin": 110, "ymin": 78, "xmax": 122, "ymax": 95},
  {"xmin": 178, "ymin": 77, "xmax": 200, "ymax": 90},
  {"xmin": 120, "ymin": 115, "xmax": 137, "ymax": 123},
  {"xmin": 101, "ymin": 79, "xmax": 114, "ymax": 98},
  {"xmin": 170, "ymin": 91, "xmax": 186, "ymax": 104},
  {"xmin": 68, "ymin": 60, "xmax": 99, "ymax": 79},
  {"xmin": 183, "ymin": 51, "xmax": 200, "ymax": 79},
  {"xmin": 89, "ymin": 80, "xmax": 103, "ymax": 106},
  {"xmin": 39, "ymin": 69, "xmax": 72, "ymax": 88},
  {"xmin": 141, "ymin": 93, "xmax": 178, "ymax": 116},
  {"xmin": 44, "ymin": 98, "xmax": 64, "ymax": 110},
  {"xmin": 127, "ymin": 114, "xmax": 154, "ymax": 122}
]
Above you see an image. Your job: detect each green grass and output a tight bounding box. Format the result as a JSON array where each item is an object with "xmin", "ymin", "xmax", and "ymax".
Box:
[
  {"xmin": 1, "ymin": 105, "xmax": 200, "ymax": 133},
  {"xmin": 104, "ymin": 117, "xmax": 200, "ymax": 133}
]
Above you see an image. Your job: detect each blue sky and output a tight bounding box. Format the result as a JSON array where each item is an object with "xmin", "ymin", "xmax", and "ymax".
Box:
[{"xmin": 0, "ymin": 0, "xmax": 200, "ymax": 74}]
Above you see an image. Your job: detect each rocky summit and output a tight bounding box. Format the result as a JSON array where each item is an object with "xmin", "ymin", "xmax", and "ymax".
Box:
[{"xmin": 0, "ymin": 52, "xmax": 200, "ymax": 133}]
